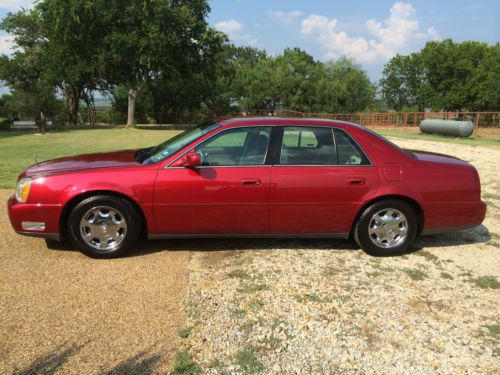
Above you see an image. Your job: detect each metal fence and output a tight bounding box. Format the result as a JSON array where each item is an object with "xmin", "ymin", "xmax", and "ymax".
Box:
[
  {"xmin": 2, "ymin": 107, "xmax": 499, "ymax": 135},
  {"xmin": 280, "ymin": 110, "xmax": 500, "ymax": 129}
]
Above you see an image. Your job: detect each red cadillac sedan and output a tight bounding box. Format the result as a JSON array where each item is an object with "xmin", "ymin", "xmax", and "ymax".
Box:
[{"xmin": 7, "ymin": 118, "xmax": 486, "ymax": 258}]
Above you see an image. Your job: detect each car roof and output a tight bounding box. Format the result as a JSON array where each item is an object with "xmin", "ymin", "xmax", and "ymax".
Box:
[{"xmin": 218, "ymin": 117, "xmax": 363, "ymax": 130}]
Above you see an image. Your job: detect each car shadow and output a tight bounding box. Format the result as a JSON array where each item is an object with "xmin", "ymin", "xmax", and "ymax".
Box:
[
  {"xmin": 132, "ymin": 237, "xmax": 358, "ymax": 258},
  {"xmin": 408, "ymin": 224, "xmax": 491, "ymax": 253},
  {"xmin": 45, "ymin": 224, "xmax": 493, "ymax": 258}
]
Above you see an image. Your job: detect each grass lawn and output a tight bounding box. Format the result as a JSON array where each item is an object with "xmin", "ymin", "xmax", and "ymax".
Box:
[
  {"xmin": 0, "ymin": 128, "xmax": 178, "ymax": 189},
  {"xmin": 0, "ymin": 126, "xmax": 498, "ymax": 189}
]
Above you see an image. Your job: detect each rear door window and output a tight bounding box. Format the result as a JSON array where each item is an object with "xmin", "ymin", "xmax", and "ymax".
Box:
[
  {"xmin": 333, "ymin": 129, "xmax": 370, "ymax": 165},
  {"xmin": 279, "ymin": 127, "xmax": 336, "ymax": 165}
]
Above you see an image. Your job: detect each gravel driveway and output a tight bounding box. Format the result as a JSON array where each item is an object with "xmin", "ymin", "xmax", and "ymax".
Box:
[
  {"xmin": 0, "ymin": 189, "xmax": 190, "ymax": 374},
  {"xmin": 180, "ymin": 138, "xmax": 500, "ymax": 374}
]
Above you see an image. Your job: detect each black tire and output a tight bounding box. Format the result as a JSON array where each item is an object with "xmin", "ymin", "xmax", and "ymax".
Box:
[
  {"xmin": 354, "ymin": 199, "xmax": 417, "ymax": 256},
  {"xmin": 67, "ymin": 195, "xmax": 141, "ymax": 258}
]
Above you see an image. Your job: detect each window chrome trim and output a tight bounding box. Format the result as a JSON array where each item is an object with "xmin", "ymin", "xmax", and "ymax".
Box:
[
  {"xmin": 271, "ymin": 164, "xmax": 374, "ymax": 168},
  {"xmin": 168, "ymin": 165, "xmax": 273, "ymax": 170},
  {"xmin": 166, "ymin": 125, "xmax": 275, "ymax": 169}
]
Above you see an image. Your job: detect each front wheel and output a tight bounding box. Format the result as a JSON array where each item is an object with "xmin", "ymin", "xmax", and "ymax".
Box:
[
  {"xmin": 354, "ymin": 199, "xmax": 417, "ymax": 256},
  {"xmin": 67, "ymin": 195, "xmax": 141, "ymax": 258}
]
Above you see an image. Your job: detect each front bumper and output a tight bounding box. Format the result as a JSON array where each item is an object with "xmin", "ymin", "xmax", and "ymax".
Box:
[{"xmin": 7, "ymin": 195, "xmax": 62, "ymax": 241}]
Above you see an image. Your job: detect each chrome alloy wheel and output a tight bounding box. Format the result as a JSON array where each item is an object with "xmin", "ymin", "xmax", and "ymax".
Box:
[
  {"xmin": 79, "ymin": 206, "xmax": 127, "ymax": 251},
  {"xmin": 368, "ymin": 208, "xmax": 408, "ymax": 249}
]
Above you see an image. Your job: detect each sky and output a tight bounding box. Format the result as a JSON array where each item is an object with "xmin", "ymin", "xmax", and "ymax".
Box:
[{"xmin": 0, "ymin": 0, "xmax": 499, "ymax": 82}]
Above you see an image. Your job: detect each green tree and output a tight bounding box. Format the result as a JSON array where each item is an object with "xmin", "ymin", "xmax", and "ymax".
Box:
[
  {"xmin": 229, "ymin": 50, "xmax": 374, "ymax": 114},
  {"xmin": 36, "ymin": 0, "xmax": 108, "ymax": 124},
  {"xmin": 468, "ymin": 43, "xmax": 500, "ymax": 111},
  {"xmin": 228, "ymin": 46, "xmax": 269, "ymax": 111},
  {"xmin": 1, "ymin": 0, "xmax": 224, "ymax": 127},
  {"xmin": 320, "ymin": 57, "xmax": 375, "ymax": 113},
  {"xmin": 275, "ymin": 48, "xmax": 320, "ymax": 112},
  {"xmin": 0, "ymin": 9, "xmax": 59, "ymax": 121},
  {"xmin": 381, "ymin": 39, "xmax": 499, "ymax": 111},
  {"xmin": 380, "ymin": 53, "xmax": 427, "ymax": 111},
  {"xmin": 97, "ymin": 0, "xmax": 222, "ymax": 127},
  {"xmin": 143, "ymin": 27, "xmax": 227, "ymax": 124},
  {"xmin": 0, "ymin": 2, "xmax": 106, "ymax": 125}
]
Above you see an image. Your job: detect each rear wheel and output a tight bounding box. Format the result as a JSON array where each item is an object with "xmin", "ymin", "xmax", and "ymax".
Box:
[
  {"xmin": 67, "ymin": 195, "xmax": 141, "ymax": 258},
  {"xmin": 354, "ymin": 199, "xmax": 417, "ymax": 256}
]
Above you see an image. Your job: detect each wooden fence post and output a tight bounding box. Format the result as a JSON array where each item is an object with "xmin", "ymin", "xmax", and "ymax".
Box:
[{"xmin": 473, "ymin": 112, "xmax": 480, "ymax": 139}]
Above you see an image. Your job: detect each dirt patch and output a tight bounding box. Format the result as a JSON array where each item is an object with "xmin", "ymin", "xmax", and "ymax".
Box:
[{"xmin": 0, "ymin": 190, "xmax": 190, "ymax": 374}]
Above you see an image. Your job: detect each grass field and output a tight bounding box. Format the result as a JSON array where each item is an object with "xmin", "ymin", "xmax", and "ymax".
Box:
[
  {"xmin": 0, "ymin": 129, "xmax": 178, "ymax": 188},
  {"xmin": 0, "ymin": 127, "xmax": 498, "ymax": 189}
]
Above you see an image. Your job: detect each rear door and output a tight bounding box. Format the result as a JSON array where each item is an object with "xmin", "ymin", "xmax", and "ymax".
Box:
[{"xmin": 269, "ymin": 126, "xmax": 379, "ymax": 235}]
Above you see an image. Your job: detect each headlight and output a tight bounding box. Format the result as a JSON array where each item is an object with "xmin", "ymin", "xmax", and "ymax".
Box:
[{"xmin": 16, "ymin": 177, "xmax": 32, "ymax": 203}]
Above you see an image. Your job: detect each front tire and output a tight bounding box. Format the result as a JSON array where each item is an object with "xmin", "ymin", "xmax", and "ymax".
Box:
[
  {"xmin": 354, "ymin": 199, "xmax": 417, "ymax": 256},
  {"xmin": 67, "ymin": 195, "xmax": 141, "ymax": 258}
]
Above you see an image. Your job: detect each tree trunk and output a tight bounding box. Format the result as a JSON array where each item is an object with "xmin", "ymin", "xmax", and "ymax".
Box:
[
  {"xmin": 66, "ymin": 88, "xmax": 80, "ymax": 126},
  {"xmin": 126, "ymin": 87, "xmax": 138, "ymax": 128}
]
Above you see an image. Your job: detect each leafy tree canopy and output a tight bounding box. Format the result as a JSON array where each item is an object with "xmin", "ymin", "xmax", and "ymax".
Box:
[{"xmin": 381, "ymin": 39, "xmax": 499, "ymax": 111}]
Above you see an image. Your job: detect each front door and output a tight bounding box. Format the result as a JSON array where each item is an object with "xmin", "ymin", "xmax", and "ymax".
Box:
[
  {"xmin": 269, "ymin": 126, "xmax": 380, "ymax": 234},
  {"xmin": 154, "ymin": 126, "xmax": 273, "ymax": 234}
]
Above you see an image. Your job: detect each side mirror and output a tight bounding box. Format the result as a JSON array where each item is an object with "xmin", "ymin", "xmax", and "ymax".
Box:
[{"xmin": 171, "ymin": 151, "xmax": 201, "ymax": 168}]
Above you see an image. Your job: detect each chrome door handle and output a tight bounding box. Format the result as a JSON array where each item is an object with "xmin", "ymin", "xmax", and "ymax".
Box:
[
  {"xmin": 348, "ymin": 177, "xmax": 366, "ymax": 185},
  {"xmin": 241, "ymin": 178, "xmax": 261, "ymax": 186}
]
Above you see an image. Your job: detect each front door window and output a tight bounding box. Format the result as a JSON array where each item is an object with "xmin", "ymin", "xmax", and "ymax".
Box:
[{"xmin": 196, "ymin": 127, "xmax": 272, "ymax": 166}]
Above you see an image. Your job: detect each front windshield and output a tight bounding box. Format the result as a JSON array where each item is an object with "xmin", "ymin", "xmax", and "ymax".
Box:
[{"xmin": 139, "ymin": 122, "xmax": 220, "ymax": 164}]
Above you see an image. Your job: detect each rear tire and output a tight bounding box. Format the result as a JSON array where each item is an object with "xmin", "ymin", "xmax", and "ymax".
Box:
[
  {"xmin": 354, "ymin": 199, "xmax": 417, "ymax": 256},
  {"xmin": 67, "ymin": 195, "xmax": 141, "ymax": 258}
]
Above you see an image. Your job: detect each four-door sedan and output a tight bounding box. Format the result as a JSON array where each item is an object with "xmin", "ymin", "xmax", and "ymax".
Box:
[{"xmin": 8, "ymin": 117, "xmax": 486, "ymax": 258}]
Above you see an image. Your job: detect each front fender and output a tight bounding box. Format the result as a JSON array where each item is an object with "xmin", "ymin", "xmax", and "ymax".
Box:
[{"xmin": 27, "ymin": 167, "xmax": 158, "ymax": 235}]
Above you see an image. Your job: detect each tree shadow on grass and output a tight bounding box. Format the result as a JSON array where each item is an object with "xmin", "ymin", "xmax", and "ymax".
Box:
[{"xmin": 13, "ymin": 343, "xmax": 84, "ymax": 375}]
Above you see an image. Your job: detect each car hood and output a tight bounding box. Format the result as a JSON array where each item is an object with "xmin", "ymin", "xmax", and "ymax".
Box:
[
  {"xmin": 405, "ymin": 149, "xmax": 470, "ymax": 166},
  {"xmin": 22, "ymin": 149, "xmax": 141, "ymax": 177}
]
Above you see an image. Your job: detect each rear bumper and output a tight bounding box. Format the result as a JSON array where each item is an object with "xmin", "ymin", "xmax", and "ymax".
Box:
[
  {"xmin": 7, "ymin": 195, "xmax": 62, "ymax": 241},
  {"xmin": 422, "ymin": 200, "xmax": 487, "ymax": 234}
]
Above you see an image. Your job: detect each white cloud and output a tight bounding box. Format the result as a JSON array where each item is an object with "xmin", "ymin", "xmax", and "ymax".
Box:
[
  {"xmin": 0, "ymin": 35, "xmax": 15, "ymax": 55},
  {"xmin": 0, "ymin": 0, "xmax": 34, "ymax": 11},
  {"xmin": 267, "ymin": 10, "xmax": 303, "ymax": 25},
  {"xmin": 301, "ymin": 2, "xmax": 439, "ymax": 63},
  {"xmin": 214, "ymin": 19, "xmax": 244, "ymax": 34},
  {"xmin": 214, "ymin": 19, "xmax": 258, "ymax": 47}
]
